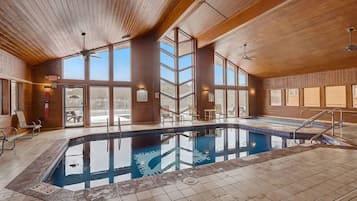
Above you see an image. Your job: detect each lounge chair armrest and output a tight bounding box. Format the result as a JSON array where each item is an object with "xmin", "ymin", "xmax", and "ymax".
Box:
[
  {"xmin": 32, "ymin": 121, "xmax": 37, "ymax": 126},
  {"xmin": 38, "ymin": 120, "xmax": 42, "ymax": 125}
]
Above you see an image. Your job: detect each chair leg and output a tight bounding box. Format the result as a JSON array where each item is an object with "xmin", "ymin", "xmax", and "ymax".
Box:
[{"xmin": 0, "ymin": 139, "xmax": 4, "ymax": 156}]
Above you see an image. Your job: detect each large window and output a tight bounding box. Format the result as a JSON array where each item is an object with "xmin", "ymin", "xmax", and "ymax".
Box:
[
  {"xmin": 90, "ymin": 49, "xmax": 109, "ymax": 81},
  {"xmin": 90, "ymin": 86, "xmax": 110, "ymax": 126},
  {"xmin": 270, "ymin": 89, "xmax": 282, "ymax": 106},
  {"xmin": 286, "ymin": 88, "xmax": 299, "ymax": 106},
  {"xmin": 63, "ymin": 56, "xmax": 85, "ymax": 80},
  {"xmin": 214, "ymin": 53, "xmax": 249, "ymax": 118},
  {"xmin": 160, "ymin": 29, "xmax": 195, "ymax": 121},
  {"xmin": 304, "ymin": 87, "xmax": 320, "ymax": 107},
  {"xmin": 325, "ymin": 86, "xmax": 346, "ymax": 107},
  {"xmin": 113, "ymin": 87, "xmax": 132, "ymax": 124},
  {"xmin": 114, "ymin": 45, "xmax": 131, "ymax": 81}
]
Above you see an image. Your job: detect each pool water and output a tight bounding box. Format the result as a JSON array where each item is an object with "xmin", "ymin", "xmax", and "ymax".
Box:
[{"xmin": 49, "ymin": 127, "xmax": 304, "ymax": 191}]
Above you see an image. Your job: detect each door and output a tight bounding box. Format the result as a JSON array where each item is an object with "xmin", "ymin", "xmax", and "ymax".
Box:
[{"xmin": 64, "ymin": 87, "xmax": 84, "ymax": 127}]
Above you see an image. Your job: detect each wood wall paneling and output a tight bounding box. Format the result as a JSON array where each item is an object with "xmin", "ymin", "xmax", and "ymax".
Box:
[
  {"xmin": 259, "ymin": 67, "xmax": 357, "ymax": 123},
  {"xmin": 196, "ymin": 45, "xmax": 215, "ymax": 119},
  {"xmin": 0, "ymin": 49, "xmax": 31, "ymax": 130}
]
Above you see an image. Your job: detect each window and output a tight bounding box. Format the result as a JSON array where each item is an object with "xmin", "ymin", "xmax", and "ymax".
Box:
[
  {"xmin": 63, "ymin": 56, "xmax": 85, "ymax": 80},
  {"xmin": 304, "ymin": 87, "xmax": 320, "ymax": 107},
  {"xmin": 11, "ymin": 80, "xmax": 18, "ymax": 114},
  {"xmin": 160, "ymin": 29, "xmax": 195, "ymax": 120},
  {"xmin": 270, "ymin": 89, "xmax": 282, "ymax": 106},
  {"xmin": 214, "ymin": 55, "xmax": 224, "ymax": 85},
  {"xmin": 215, "ymin": 89, "xmax": 225, "ymax": 116},
  {"xmin": 286, "ymin": 88, "xmax": 299, "ymax": 106},
  {"xmin": 113, "ymin": 87, "xmax": 132, "ymax": 124},
  {"xmin": 227, "ymin": 90, "xmax": 236, "ymax": 117},
  {"xmin": 90, "ymin": 49, "xmax": 109, "ymax": 81},
  {"xmin": 226, "ymin": 63, "xmax": 236, "ymax": 86},
  {"xmin": 353, "ymin": 85, "xmax": 357, "ymax": 108},
  {"xmin": 114, "ymin": 45, "xmax": 131, "ymax": 81},
  {"xmin": 325, "ymin": 86, "xmax": 346, "ymax": 107},
  {"xmin": 90, "ymin": 86, "xmax": 110, "ymax": 126},
  {"xmin": 239, "ymin": 90, "xmax": 248, "ymax": 116},
  {"xmin": 238, "ymin": 69, "xmax": 248, "ymax": 86}
]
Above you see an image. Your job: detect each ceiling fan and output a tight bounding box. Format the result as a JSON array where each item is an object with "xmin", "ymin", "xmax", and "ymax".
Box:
[
  {"xmin": 242, "ymin": 43, "xmax": 255, "ymax": 60},
  {"xmin": 345, "ymin": 27, "xmax": 357, "ymax": 51},
  {"xmin": 79, "ymin": 32, "xmax": 99, "ymax": 59}
]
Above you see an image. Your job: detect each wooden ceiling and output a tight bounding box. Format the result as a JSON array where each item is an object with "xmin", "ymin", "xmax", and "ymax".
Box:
[
  {"xmin": 0, "ymin": 0, "xmax": 356, "ymax": 78},
  {"xmin": 213, "ymin": 0, "xmax": 357, "ymax": 78},
  {"xmin": 0, "ymin": 0, "xmax": 180, "ymax": 65}
]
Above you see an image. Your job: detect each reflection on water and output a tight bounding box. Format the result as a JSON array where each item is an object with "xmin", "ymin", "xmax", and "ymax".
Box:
[{"xmin": 49, "ymin": 128, "xmax": 304, "ymax": 190}]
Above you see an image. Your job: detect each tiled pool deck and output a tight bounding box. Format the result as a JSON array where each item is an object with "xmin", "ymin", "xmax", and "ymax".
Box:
[{"xmin": 0, "ymin": 118, "xmax": 357, "ymax": 201}]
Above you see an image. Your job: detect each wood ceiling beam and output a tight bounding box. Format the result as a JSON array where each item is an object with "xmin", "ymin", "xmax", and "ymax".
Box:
[
  {"xmin": 197, "ymin": 0, "xmax": 289, "ymax": 48},
  {"xmin": 155, "ymin": 0, "xmax": 203, "ymax": 40}
]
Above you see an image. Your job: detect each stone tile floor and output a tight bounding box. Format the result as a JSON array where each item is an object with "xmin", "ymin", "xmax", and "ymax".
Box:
[{"xmin": 0, "ymin": 118, "xmax": 357, "ymax": 201}]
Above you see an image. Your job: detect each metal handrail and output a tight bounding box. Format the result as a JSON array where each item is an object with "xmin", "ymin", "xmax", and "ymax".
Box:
[
  {"xmin": 294, "ymin": 108, "xmax": 357, "ymax": 141},
  {"xmin": 293, "ymin": 110, "xmax": 329, "ymax": 139}
]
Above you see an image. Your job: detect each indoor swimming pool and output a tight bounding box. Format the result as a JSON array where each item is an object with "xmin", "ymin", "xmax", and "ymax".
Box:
[{"xmin": 48, "ymin": 127, "xmax": 308, "ymax": 191}]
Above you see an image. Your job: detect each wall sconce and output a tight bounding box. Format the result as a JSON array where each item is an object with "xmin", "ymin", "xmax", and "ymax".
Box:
[
  {"xmin": 250, "ymin": 88, "xmax": 255, "ymax": 95},
  {"xmin": 136, "ymin": 88, "xmax": 148, "ymax": 102},
  {"xmin": 250, "ymin": 142, "xmax": 256, "ymax": 148}
]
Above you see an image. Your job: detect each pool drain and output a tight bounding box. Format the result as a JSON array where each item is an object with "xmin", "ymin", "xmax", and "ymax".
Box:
[{"xmin": 182, "ymin": 177, "xmax": 198, "ymax": 185}]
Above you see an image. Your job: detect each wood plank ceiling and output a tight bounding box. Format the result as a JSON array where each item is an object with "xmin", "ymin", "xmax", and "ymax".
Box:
[
  {"xmin": 0, "ymin": 0, "xmax": 180, "ymax": 65},
  {"xmin": 212, "ymin": 0, "xmax": 357, "ymax": 78}
]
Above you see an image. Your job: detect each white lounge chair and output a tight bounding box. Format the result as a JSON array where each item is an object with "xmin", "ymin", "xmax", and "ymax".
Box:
[
  {"xmin": 15, "ymin": 110, "xmax": 42, "ymax": 137},
  {"xmin": 0, "ymin": 127, "xmax": 18, "ymax": 156}
]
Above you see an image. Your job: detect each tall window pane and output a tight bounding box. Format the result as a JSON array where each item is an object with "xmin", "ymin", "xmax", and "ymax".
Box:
[
  {"xmin": 114, "ymin": 87, "xmax": 132, "ymax": 125},
  {"xmin": 304, "ymin": 87, "xmax": 320, "ymax": 107},
  {"xmin": 114, "ymin": 46, "xmax": 131, "ymax": 81},
  {"xmin": 227, "ymin": 90, "xmax": 236, "ymax": 117},
  {"xmin": 63, "ymin": 56, "xmax": 84, "ymax": 80},
  {"xmin": 90, "ymin": 49, "xmax": 109, "ymax": 81},
  {"xmin": 90, "ymin": 86, "xmax": 109, "ymax": 126},
  {"xmin": 214, "ymin": 55, "xmax": 224, "ymax": 85},
  {"xmin": 270, "ymin": 89, "xmax": 282, "ymax": 106},
  {"xmin": 227, "ymin": 64, "xmax": 236, "ymax": 86},
  {"xmin": 215, "ymin": 89, "xmax": 225, "ymax": 116},
  {"xmin": 238, "ymin": 69, "xmax": 248, "ymax": 86},
  {"xmin": 286, "ymin": 88, "xmax": 299, "ymax": 106},
  {"xmin": 239, "ymin": 90, "xmax": 248, "ymax": 117}
]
